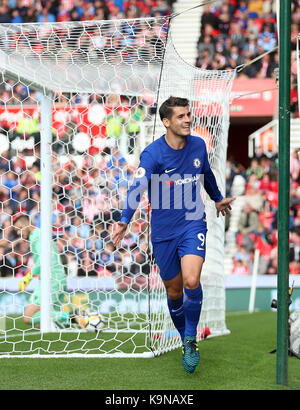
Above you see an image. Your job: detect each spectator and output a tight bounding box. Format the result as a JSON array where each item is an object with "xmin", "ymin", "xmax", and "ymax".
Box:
[
  {"xmin": 11, "ymin": 9, "xmax": 23, "ymax": 23},
  {"xmin": 237, "ymin": 202, "xmax": 259, "ymax": 239},
  {"xmin": 0, "ymin": 4, "xmax": 11, "ymax": 23},
  {"xmin": 232, "ymin": 260, "xmax": 249, "ymax": 275},
  {"xmin": 248, "ymin": 0, "xmax": 264, "ymax": 19},
  {"xmin": 290, "ymin": 149, "xmax": 300, "ymax": 181},
  {"xmin": 236, "ymin": 0, "xmax": 248, "ymax": 15},
  {"xmin": 0, "ymin": 243, "xmax": 16, "ymax": 277},
  {"xmin": 37, "ymin": 6, "xmax": 56, "ymax": 23},
  {"xmin": 152, "ymin": 0, "xmax": 170, "ymax": 16},
  {"xmin": 217, "ymin": 12, "xmax": 231, "ymax": 37},
  {"xmin": 23, "ymin": 6, "xmax": 39, "ymax": 23},
  {"xmin": 196, "ymin": 0, "xmax": 290, "ymax": 88},
  {"xmin": 241, "ymin": 53, "xmax": 259, "ymax": 78},
  {"xmin": 69, "ymin": 215, "xmax": 91, "ymax": 240},
  {"xmin": 230, "ymin": 22, "xmax": 246, "ymax": 50},
  {"xmin": 232, "ymin": 244, "xmax": 252, "ymax": 275},
  {"xmin": 198, "ymin": 35, "xmax": 215, "ymax": 62},
  {"xmin": 227, "ymin": 44, "xmax": 245, "ymax": 68},
  {"xmin": 246, "ymin": 18, "xmax": 260, "ymax": 39},
  {"xmin": 226, "ymin": 159, "xmax": 237, "ymax": 197},
  {"xmin": 201, "ymin": 5, "xmax": 219, "ymax": 31},
  {"xmin": 124, "ymin": 0, "xmax": 143, "ymax": 18},
  {"xmin": 256, "ymin": 53, "xmax": 276, "ymax": 78},
  {"xmin": 257, "ymin": 30, "xmax": 277, "ymax": 52},
  {"xmin": 246, "ymin": 158, "xmax": 263, "ymax": 180},
  {"xmin": 289, "ymin": 226, "xmax": 300, "ymax": 273}
]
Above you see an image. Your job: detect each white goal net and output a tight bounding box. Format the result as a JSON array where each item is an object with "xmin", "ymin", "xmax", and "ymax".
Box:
[{"xmin": 0, "ymin": 15, "xmax": 235, "ymax": 357}]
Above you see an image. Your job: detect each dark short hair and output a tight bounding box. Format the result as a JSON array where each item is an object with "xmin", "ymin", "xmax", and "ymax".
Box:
[{"xmin": 159, "ymin": 96, "xmax": 190, "ymax": 121}]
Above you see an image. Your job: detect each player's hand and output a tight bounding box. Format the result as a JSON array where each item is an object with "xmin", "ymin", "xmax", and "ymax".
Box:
[
  {"xmin": 113, "ymin": 221, "xmax": 128, "ymax": 247},
  {"xmin": 19, "ymin": 270, "xmax": 33, "ymax": 292},
  {"xmin": 215, "ymin": 197, "xmax": 236, "ymax": 217}
]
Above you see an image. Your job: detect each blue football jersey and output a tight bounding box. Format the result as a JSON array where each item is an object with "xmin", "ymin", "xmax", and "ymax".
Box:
[{"xmin": 120, "ymin": 134, "xmax": 223, "ymax": 242}]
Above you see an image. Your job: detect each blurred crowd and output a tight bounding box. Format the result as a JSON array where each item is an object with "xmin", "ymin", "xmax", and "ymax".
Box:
[
  {"xmin": 0, "ymin": 0, "xmax": 298, "ymax": 115},
  {"xmin": 0, "ymin": 0, "xmax": 174, "ymax": 24},
  {"xmin": 0, "ymin": 1, "xmax": 173, "ymax": 108},
  {"xmin": 227, "ymin": 146, "xmax": 300, "ymax": 275},
  {"xmin": 0, "ymin": 143, "xmax": 151, "ymax": 290},
  {"xmin": 3, "ymin": 130, "xmax": 298, "ymax": 280},
  {"xmin": 0, "ymin": 0, "xmax": 299, "ymax": 280},
  {"xmin": 196, "ymin": 0, "xmax": 299, "ymax": 115},
  {"xmin": 0, "ymin": 0, "xmax": 171, "ymax": 287}
]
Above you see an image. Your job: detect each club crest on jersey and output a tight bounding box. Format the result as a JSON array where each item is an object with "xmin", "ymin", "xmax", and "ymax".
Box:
[
  {"xmin": 135, "ymin": 167, "xmax": 146, "ymax": 178},
  {"xmin": 193, "ymin": 158, "xmax": 201, "ymax": 168}
]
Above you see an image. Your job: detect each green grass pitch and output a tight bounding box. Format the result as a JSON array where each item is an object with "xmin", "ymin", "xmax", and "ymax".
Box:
[{"xmin": 1, "ymin": 311, "xmax": 300, "ymax": 390}]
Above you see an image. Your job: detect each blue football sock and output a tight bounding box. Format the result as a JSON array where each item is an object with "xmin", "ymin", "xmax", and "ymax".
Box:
[
  {"xmin": 184, "ymin": 284, "xmax": 203, "ymax": 338},
  {"xmin": 167, "ymin": 295, "xmax": 185, "ymax": 342}
]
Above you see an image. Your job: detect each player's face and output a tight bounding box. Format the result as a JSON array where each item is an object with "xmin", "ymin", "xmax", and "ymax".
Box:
[{"xmin": 163, "ymin": 106, "xmax": 191, "ymax": 138}]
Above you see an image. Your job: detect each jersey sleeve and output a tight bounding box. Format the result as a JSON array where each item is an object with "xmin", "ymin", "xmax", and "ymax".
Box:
[
  {"xmin": 202, "ymin": 144, "xmax": 223, "ymax": 203},
  {"xmin": 120, "ymin": 150, "xmax": 156, "ymax": 224}
]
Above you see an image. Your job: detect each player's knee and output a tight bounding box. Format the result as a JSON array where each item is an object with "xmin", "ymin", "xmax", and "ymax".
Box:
[
  {"xmin": 166, "ymin": 288, "xmax": 183, "ymax": 301},
  {"xmin": 184, "ymin": 276, "xmax": 200, "ymax": 290}
]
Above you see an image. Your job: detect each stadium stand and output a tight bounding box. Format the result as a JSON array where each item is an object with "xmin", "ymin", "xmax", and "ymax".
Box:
[{"xmin": 0, "ymin": 0, "xmax": 299, "ymax": 278}]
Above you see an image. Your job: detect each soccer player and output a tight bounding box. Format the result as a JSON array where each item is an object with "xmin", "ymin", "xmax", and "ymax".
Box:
[
  {"xmin": 113, "ymin": 96, "xmax": 235, "ymax": 373},
  {"xmin": 13, "ymin": 214, "xmax": 86, "ymax": 329}
]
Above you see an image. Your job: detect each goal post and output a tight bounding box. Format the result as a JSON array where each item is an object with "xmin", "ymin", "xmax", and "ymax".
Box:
[
  {"xmin": 39, "ymin": 91, "xmax": 54, "ymax": 333},
  {"xmin": 0, "ymin": 16, "xmax": 235, "ymax": 358},
  {"xmin": 0, "ymin": 70, "xmax": 55, "ymax": 333}
]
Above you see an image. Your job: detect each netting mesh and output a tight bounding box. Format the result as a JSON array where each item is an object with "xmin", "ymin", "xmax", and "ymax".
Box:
[
  {"xmin": 0, "ymin": 16, "xmax": 235, "ymax": 357},
  {"xmin": 0, "ymin": 18, "xmax": 168, "ymax": 95},
  {"xmin": 149, "ymin": 30, "xmax": 235, "ymax": 354}
]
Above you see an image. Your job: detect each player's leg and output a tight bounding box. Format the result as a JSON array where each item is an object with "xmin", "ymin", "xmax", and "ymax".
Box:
[
  {"xmin": 162, "ymin": 271, "xmax": 185, "ymax": 342},
  {"xmin": 179, "ymin": 254, "xmax": 204, "ymax": 373},
  {"xmin": 153, "ymin": 239, "xmax": 185, "ymax": 342},
  {"xmin": 178, "ymin": 226, "xmax": 207, "ymax": 373},
  {"xmin": 179, "ymin": 226, "xmax": 207, "ymax": 338},
  {"xmin": 25, "ymin": 281, "xmax": 71, "ymax": 328},
  {"xmin": 24, "ymin": 283, "xmax": 42, "ymax": 327},
  {"xmin": 24, "ymin": 304, "xmax": 70, "ymax": 328},
  {"xmin": 181, "ymin": 254, "xmax": 204, "ymax": 338}
]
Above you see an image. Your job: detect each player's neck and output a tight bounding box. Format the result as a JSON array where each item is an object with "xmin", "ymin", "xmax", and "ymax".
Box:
[{"xmin": 164, "ymin": 132, "xmax": 187, "ymax": 150}]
